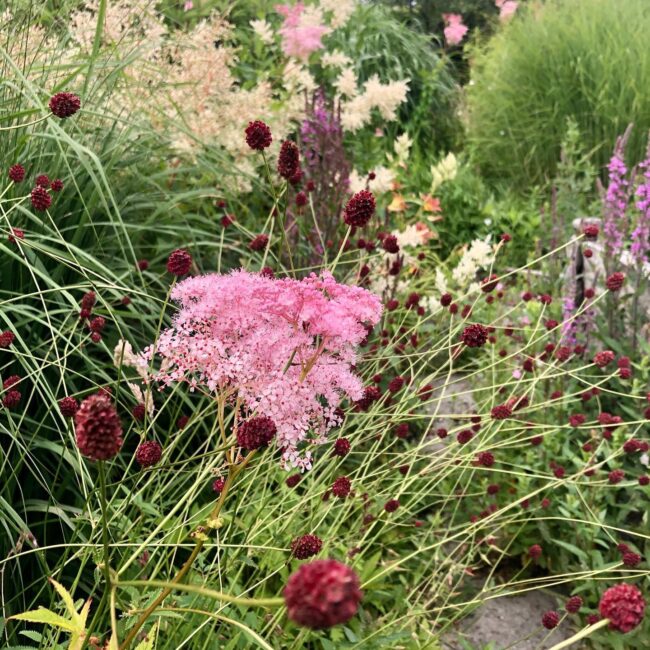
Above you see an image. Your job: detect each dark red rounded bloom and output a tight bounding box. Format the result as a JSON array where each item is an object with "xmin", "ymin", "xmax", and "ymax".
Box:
[
  {"xmin": 491, "ymin": 404, "xmax": 512, "ymax": 420},
  {"xmin": 594, "ymin": 350, "xmax": 615, "ymax": 368},
  {"xmin": 0, "ymin": 330, "xmax": 15, "ymax": 348},
  {"xmin": 9, "ymin": 164, "xmax": 25, "ymax": 183},
  {"xmin": 331, "ymin": 476, "xmax": 351, "ymax": 498},
  {"xmin": 237, "ymin": 416, "xmax": 276, "ymax": 450},
  {"xmin": 565, "ymin": 596, "xmax": 583, "ymax": 613},
  {"xmin": 212, "ymin": 477, "xmax": 225, "ymax": 492},
  {"xmin": 89, "ymin": 316, "xmax": 105, "ymax": 333},
  {"xmin": 30, "ymin": 185, "xmax": 51, "ymax": 211},
  {"xmin": 529, "ymin": 544, "xmax": 542, "ymax": 560},
  {"xmin": 166, "ymin": 248, "xmax": 192, "ymax": 276},
  {"xmin": 388, "ymin": 376, "xmax": 404, "ymax": 393},
  {"xmin": 2, "ymin": 390, "xmax": 22, "ymax": 409},
  {"xmin": 382, "ymin": 235, "xmax": 400, "ymax": 254},
  {"xmin": 295, "ymin": 191, "xmax": 307, "ymax": 207},
  {"xmin": 569, "ymin": 413, "xmax": 586, "ymax": 428},
  {"xmin": 542, "ymin": 611, "xmax": 560, "ymax": 629},
  {"xmin": 59, "ymin": 396, "xmax": 79, "ymax": 418},
  {"xmin": 639, "ymin": 475, "xmax": 650, "ymax": 486},
  {"xmin": 81, "ymin": 291, "xmax": 96, "ymax": 310},
  {"xmin": 586, "ymin": 614, "xmax": 600, "ymax": 625},
  {"xmin": 456, "ymin": 429, "xmax": 473, "ymax": 445},
  {"xmin": 332, "ymin": 438, "xmax": 351, "ymax": 457},
  {"xmin": 132, "ymin": 403, "xmax": 146, "ymax": 422},
  {"xmin": 137, "ymin": 259, "xmax": 149, "ymax": 271},
  {"xmin": 74, "ymin": 393, "xmax": 123, "ymax": 461},
  {"xmin": 291, "ymin": 534, "xmax": 323, "ymax": 559},
  {"xmin": 249, "ymin": 234, "xmax": 269, "ymax": 251},
  {"xmin": 599, "ymin": 583, "xmax": 646, "ymax": 633},
  {"xmin": 50, "ymin": 178, "xmax": 64, "ymax": 192},
  {"xmin": 384, "ymin": 499, "xmax": 400, "ymax": 513},
  {"xmin": 476, "ymin": 451, "xmax": 495, "ymax": 467},
  {"xmin": 583, "ymin": 224, "xmax": 599, "ymax": 240},
  {"xmin": 606, "ymin": 272, "xmax": 625, "ymax": 292},
  {"xmin": 244, "ymin": 120, "xmax": 272, "ymax": 150},
  {"xmin": 284, "ymin": 559, "xmax": 362, "ymax": 629},
  {"xmin": 440, "ymin": 293, "xmax": 452, "ymax": 307},
  {"xmin": 135, "ymin": 440, "xmax": 162, "ymax": 468},
  {"xmin": 35, "ymin": 174, "xmax": 50, "ymax": 188},
  {"xmin": 49, "ymin": 92, "xmax": 81, "ymax": 118},
  {"xmin": 3, "ymin": 375, "xmax": 21, "ymax": 389},
  {"xmin": 277, "ymin": 140, "xmax": 300, "ymax": 179},
  {"xmin": 286, "ymin": 474, "xmax": 301, "ymax": 488},
  {"xmin": 609, "ymin": 469, "xmax": 625, "ymax": 484},
  {"xmin": 460, "ymin": 324, "xmax": 489, "ymax": 348},
  {"xmin": 343, "ymin": 190, "xmax": 376, "ymax": 228},
  {"xmin": 622, "ymin": 552, "xmax": 641, "ymax": 567}
]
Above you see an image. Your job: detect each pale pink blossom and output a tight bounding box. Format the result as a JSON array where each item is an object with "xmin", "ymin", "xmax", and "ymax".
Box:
[
  {"xmin": 443, "ymin": 13, "xmax": 468, "ymax": 46},
  {"xmin": 144, "ymin": 270, "xmax": 382, "ymax": 469},
  {"xmin": 276, "ymin": 3, "xmax": 329, "ymax": 60},
  {"xmin": 183, "ymin": 1, "xmax": 193, "ymax": 10},
  {"xmin": 496, "ymin": 0, "xmax": 518, "ymax": 21}
]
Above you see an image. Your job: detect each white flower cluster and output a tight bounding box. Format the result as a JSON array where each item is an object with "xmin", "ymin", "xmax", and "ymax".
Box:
[
  {"xmin": 451, "ymin": 238, "xmax": 495, "ymax": 287},
  {"xmin": 348, "ymin": 166, "xmax": 395, "ymax": 195}
]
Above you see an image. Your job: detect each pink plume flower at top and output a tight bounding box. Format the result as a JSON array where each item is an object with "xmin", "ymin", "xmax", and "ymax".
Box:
[
  {"xmin": 144, "ymin": 270, "xmax": 382, "ymax": 470},
  {"xmin": 276, "ymin": 3, "xmax": 329, "ymax": 60},
  {"xmin": 443, "ymin": 14, "xmax": 468, "ymax": 46},
  {"xmin": 496, "ymin": 0, "xmax": 518, "ymax": 21}
]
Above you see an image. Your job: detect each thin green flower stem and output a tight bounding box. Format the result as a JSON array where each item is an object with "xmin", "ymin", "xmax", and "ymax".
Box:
[
  {"xmin": 118, "ymin": 579, "xmax": 283, "ymax": 608},
  {"xmin": 547, "ymin": 619, "xmax": 609, "ymax": 650},
  {"xmin": 329, "ymin": 225, "xmax": 352, "ymax": 274},
  {"xmin": 260, "ymin": 150, "xmax": 294, "ymax": 275},
  {"xmin": 119, "ymin": 451, "xmax": 256, "ymax": 650},
  {"xmin": 0, "ymin": 114, "xmax": 50, "ymax": 130}
]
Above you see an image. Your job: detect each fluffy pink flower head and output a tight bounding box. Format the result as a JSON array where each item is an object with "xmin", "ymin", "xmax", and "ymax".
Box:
[
  {"xmin": 276, "ymin": 3, "xmax": 330, "ymax": 60},
  {"xmin": 496, "ymin": 0, "xmax": 518, "ymax": 21},
  {"xmin": 443, "ymin": 14, "xmax": 468, "ymax": 46},
  {"xmin": 145, "ymin": 270, "xmax": 382, "ymax": 469}
]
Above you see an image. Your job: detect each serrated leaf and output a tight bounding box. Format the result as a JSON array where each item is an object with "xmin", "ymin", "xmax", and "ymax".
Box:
[
  {"xmin": 49, "ymin": 578, "xmax": 82, "ymax": 627},
  {"xmin": 9, "ymin": 607, "xmax": 77, "ymax": 633}
]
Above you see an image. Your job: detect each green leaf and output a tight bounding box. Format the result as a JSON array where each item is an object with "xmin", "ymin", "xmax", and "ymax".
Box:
[
  {"xmin": 49, "ymin": 578, "xmax": 82, "ymax": 627},
  {"xmin": 9, "ymin": 608, "xmax": 77, "ymax": 633},
  {"xmin": 553, "ymin": 539, "xmax": 589, "ymax": 563}
]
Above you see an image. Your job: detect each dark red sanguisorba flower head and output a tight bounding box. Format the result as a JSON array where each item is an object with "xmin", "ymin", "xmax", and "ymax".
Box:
[
  {"xmin": 382, "ymin": 235, "xmax": 399, "ymax": 254},
  {"xmin": 277, "ymin": 140, "xmax": 300, "ymax": 179},
  {"xmin": 59, "ymin": 396, "xmax": 79, "ymax": 418},
  {"xmin": 237, "ymin": 416, "xmax": 276, "ymax": 450},
  {"xmin": 8, "ymin": 164, "xmax": 25, "ymax": 183},
  {"xmin": 541, "ymin": 611, "xmax": 560, "ymax": 629},
  {"xmin": 135, "ymin": 440, "xmax": 162, "ymax": 468},
  {"xmin": 245, "ymin": 120, "xmax": 272, "ymax": 150},
  {"xmin": 594, "ymin": 350, "xmax": 615, "ymax": 368},
  {"xmin": 491, "ymin": 404, "xmax": 512, "ymax": 420},
  {"xmin": 565, "ymin": 596, "xmax": 583, "ymax": 613},
  {"xmin": 332, "ymin": 438, "xmax": 351, "ymax": 457},
  {"xmin": 606, "ymin": 272, "xmax": 625, "ymax": 292},
  {"xmin": 343, "ymin": 190, "xmax": 376, "ymax": 228},
  {"xmin": 249, "ymin": 234, "xmax": 269, "ymax": 251},
  {"xmin": 291, "ymin": 534, "xmax": 323, "ymax": 559},
  {"xmin": 529, "ymin": 544, "xmax": 542, "ymax": 560},
  {"xmin": 74, "ymin": 393, "xmax": 123, "ymax": 461},
  {"xmin": 0, "ymin": 330, "xmax": 15, "ymax": 348},
  {"xmin": 35, "ymin": 174, "xmax": 50, "ymax": 188},
  {"xmin": 460, "ymin": 324, "xmax": 489, "ymax": 348},
  {"xmin": 50, "ymin": 178, "xmax": 64, "ymax": 192},
  {"xmin": 583, "ymin": 224, "xmax": 599, "ymax": 240},
  {"xmin": 284, "ymin": 559, "xmax": 362, "ymax": 629},
  {"xmin": 331, "ymin": 476, "xmax": 351, "ymax": 498},
  {"xmin": 599, "ymin": 583, "xmax": 646, "ymax": 633},
  {"xmin": 49, "ymin": 92, "xmax": 81, "ymax": 118},
  {"xmin": 384, "ymin": 499, "xmax": 400, "ymax": 512},
  {"xmin": 30, "ymin": 185, "xmax": 51, "ymax": 211},
  {"xmin": 166, "ymin": 248, "xmax": 192, "ymax": 276}
]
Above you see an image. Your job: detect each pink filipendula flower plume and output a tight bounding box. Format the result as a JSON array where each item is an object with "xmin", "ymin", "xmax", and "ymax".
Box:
[
  {"xmin": 143, "ymin": 270, "xmax": 382, "ymax": 469},
  {"xmin": 283, "ymin": 559, "xmax": 362, "ymax": 629},
  {"xmin": 495, "ymin": 0, "xmax": 518, "ymax": 21},
  {"xmin": 49, "ymin": 92, "xmax": 81, "ymax": 118},
  {"xmin": 599, "ymin": 583, "xmax": 645, "ymax": 632},
  {"xmin": 443, "ymin": 14, "xmax": 468, "ymax": 46},
  {"xmin": 276, "ymin": 3, "xmax": 330, "ymax": 60},
  {"xmin": 74, "ymin": 393, "xmax": 123, "ymax": 461}
]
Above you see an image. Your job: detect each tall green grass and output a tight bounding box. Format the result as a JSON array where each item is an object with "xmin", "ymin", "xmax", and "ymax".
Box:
[{"xmin": 467, "ymin": 0, "xmax": 650, "ymax": 187}]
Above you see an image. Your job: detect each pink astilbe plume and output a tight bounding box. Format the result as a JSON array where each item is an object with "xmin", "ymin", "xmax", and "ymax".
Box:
[
  {"xmin": 144, "ymin": 270, "xmax": 382, "ymax": 469},
  {"xmin": 276, "ymin": 3, "xmax": 330, "ymax": 60},
  {"xmin": 443, "ymin": 14, "xmax": 468, "ymax": 46}
]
